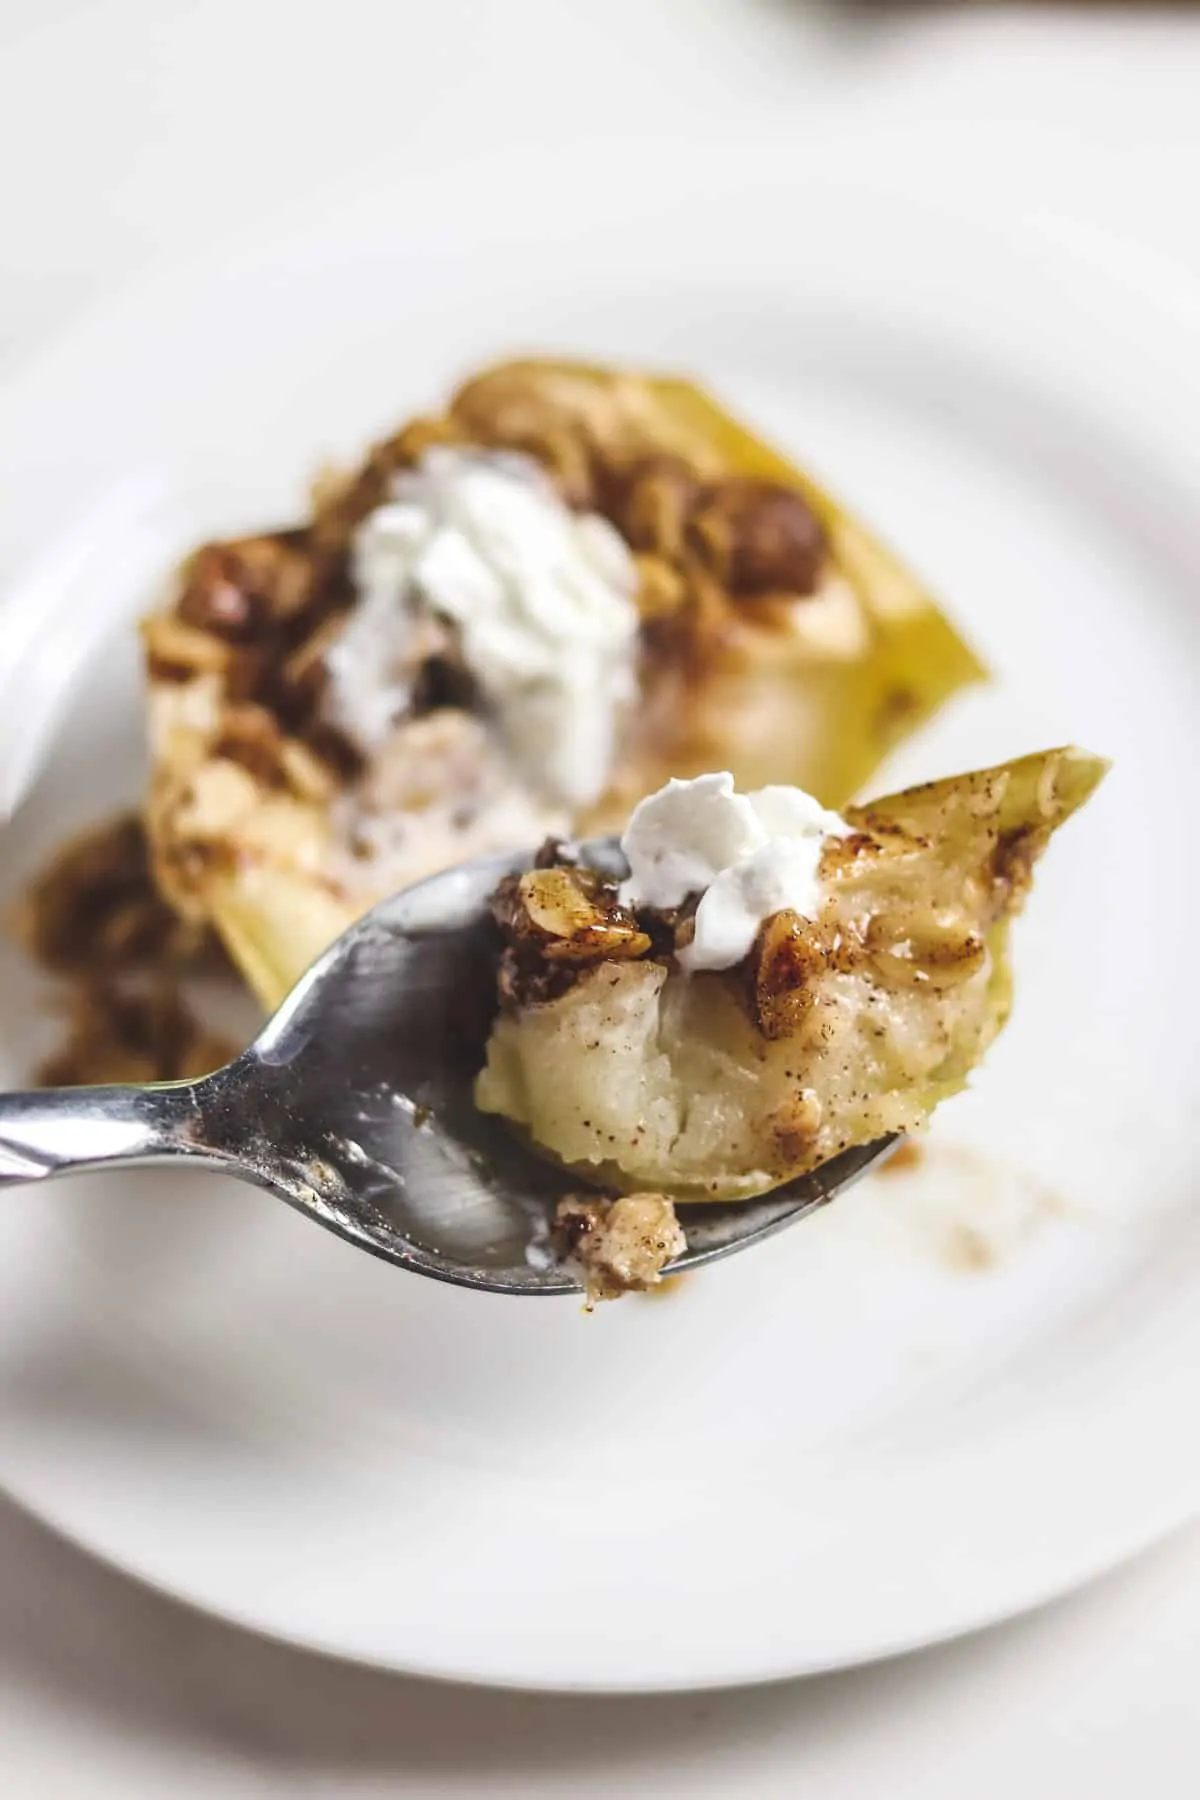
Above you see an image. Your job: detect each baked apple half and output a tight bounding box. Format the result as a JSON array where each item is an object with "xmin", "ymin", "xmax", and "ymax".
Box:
[
  {"xmin": 141, "ymin": 359, "xmax": 983, "ymax": 1010},
  {"xmin": 475, "ymin": 748, "xmax": 1108, "ymax": 1216}
]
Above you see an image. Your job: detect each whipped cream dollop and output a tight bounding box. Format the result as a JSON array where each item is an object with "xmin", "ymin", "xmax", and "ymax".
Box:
[
  {"xmin": 325, "ymin": 447, "xmax": 639, "ymax": 809},
  {"xmin": 620, "ymin": 772, "xmax": 851, "ymax": 973}
]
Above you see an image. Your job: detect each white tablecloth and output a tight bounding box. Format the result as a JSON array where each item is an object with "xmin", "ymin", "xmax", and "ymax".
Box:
[{"xmin": 1, "ymin": 3, "xmax": 1197, "ymax": 1793}]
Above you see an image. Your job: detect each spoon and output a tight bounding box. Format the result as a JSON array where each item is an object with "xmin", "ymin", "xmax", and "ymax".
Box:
[{"xmin": 0, "ymin": 844, "xmax": 894, "ymax": 1295}]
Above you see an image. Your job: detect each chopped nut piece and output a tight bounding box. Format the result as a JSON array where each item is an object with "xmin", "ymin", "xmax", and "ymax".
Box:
[
  {"xmin": 277, "ymin": 738, "xmax": 339, "ymax": 805},
  {"xmin": 633, "ymin": 553, "xmax": 689, "ymax": 621},
  {"xmin": 686, "ymin": 477, "xmax": 827, "ymax": 598},
  {"xmin": 749, "ymin": 908, "xmax": 824, "ymax": 1041},
  {"xmin": 388, "ymin": 413, "xmax": 468, "ymax": 467},
  {"xmin": 511, "ymin": 868, "xmax": 651, "ymax": 962},
  {"xmin": 211, "ymin": 703, "xmax": 291, "ymax": 789},
  {"xmin": 279, "ymin": 612, "xmax": 347, "ymax": 707},
  {"xmin": 865, "ymin": 910, "xmax": 987, "ymax": 991},
  {"xmin": 141, "ymin": 613, "xmax": 238, "ymax": 683},
  {"xmin": 490, "ymin": 865, "xmax": 652, "ymax": 1009},
  {"xmin": 554, "ymin": 1192, "xmax": 686, "ymax": 1306},
  {"xmin": 447, "ymin": 372, "xmax": 602, "ymax": 510},
  {"xmin": 177, "ymin": 534, "xmax": 316, "ymax": 637},
  {"xmin": 618, "ymin": 456, "xmax": 698, "ymax": 558},
  {"xmin": 768, "ymin": 1088, "xmax": 823, "ymax": 1170}
]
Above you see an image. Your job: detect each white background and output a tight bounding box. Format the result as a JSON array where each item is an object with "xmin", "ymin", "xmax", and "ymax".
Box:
[{"xmin": 1, "ymin": 1, "xmax": 1197, "ymax": 1793}]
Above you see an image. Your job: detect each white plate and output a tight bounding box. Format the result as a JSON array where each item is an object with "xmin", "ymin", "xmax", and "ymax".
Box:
[{"xmin": 0, "ymin": 132, "xmax": 1196, "ymax": 1694}]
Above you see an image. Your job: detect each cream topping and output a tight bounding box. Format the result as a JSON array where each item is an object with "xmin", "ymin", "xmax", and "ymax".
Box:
[
  {"xmin": 326, "ymin": 447, "xmax": 639, "ymax": 809},
  {"xmin": 620, "ymin": 772, "xmax": 851, "ymax": 972}
]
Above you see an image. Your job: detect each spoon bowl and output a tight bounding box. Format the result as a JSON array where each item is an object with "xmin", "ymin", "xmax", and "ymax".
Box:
[{"xmin": 0, "ymin": 845, "xmax": 895, "ymax": 1294}]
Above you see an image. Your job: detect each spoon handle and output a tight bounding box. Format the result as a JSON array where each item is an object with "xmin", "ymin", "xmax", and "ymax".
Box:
[{"xmin": 0, "ymin": 1082, "xmax": 220, "ymax": 1187}]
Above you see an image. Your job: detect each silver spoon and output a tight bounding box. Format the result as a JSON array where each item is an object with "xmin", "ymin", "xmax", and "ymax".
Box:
[{"xmin": 0, "ymin": 844, "xmax": 894, "ymax": 1295}]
